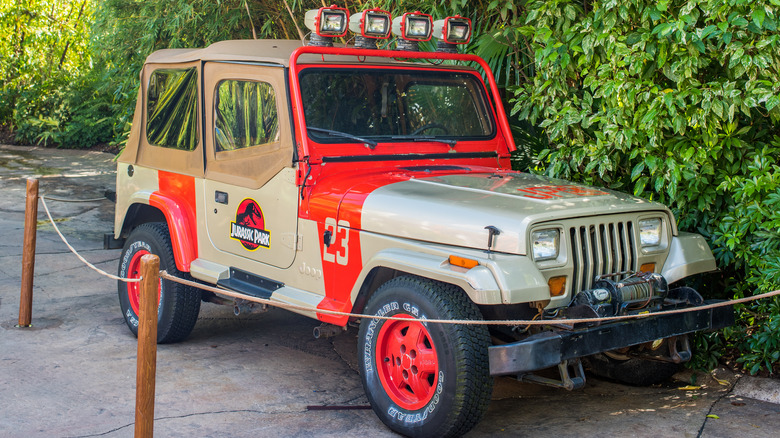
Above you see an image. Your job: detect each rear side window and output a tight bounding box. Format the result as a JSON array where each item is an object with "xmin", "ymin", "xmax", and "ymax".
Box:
[
  {"xmin": 146, "ymin": 68, "xmax": 199, "ymax": 150},
  {"xmin": 215, "ymin": 80, "xmax": 279, "ymax": 152}
]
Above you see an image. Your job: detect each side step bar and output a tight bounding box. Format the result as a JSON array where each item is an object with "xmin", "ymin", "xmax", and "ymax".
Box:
[{"xmin": 216, "ymin": 267, "xmax": 284, "ymax": 299}]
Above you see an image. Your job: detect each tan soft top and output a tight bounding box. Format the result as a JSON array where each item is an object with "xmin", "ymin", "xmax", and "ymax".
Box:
[
  {"xmin": 144, "ymin": 39, "xmax": 304, "ymax": 66},
  {"xmin": 142, "ymin": 39, "xmax": 475, "ymax": 70}
]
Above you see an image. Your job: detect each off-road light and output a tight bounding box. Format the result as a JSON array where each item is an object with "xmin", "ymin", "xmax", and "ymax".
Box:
[
  {"xmin": 639, "ymin": 218, "xmax": 662, "ymax": 247},
  {"xmin": 531, "ymin": 229, "xmax": 559, "ymax": 261},
  {"xmin": 350, "ymin": 9, "xmax": 391, "ymax": 38},
  {"xmin": 304, "ymin": 5, "xmax": 349, "ymax": 46},
  {"xmin": 391, "ymin": 12, "xmax": 432, "ymax": 51},
  {"xmin": 433, "ymin": 16, "xmax": 472, "ymax": 52},
  {"xmin": 349, "ymin": 9, "xmax": 391, "ymax": 49}
]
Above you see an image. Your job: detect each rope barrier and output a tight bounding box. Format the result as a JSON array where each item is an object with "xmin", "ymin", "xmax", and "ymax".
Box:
[
  {"xmin": 38, "ymin": 193, "xmax": 780, "ymax": 325},
  {"xmin": 41, "ymin": 195, "xmax": 108, "ymax": 203},
  {"xmin": 160, "ymin": 271, "xmax": 780, "ymax": 326},
  {"xmin": 40, "ymin": 195, "xmax": 139, "ymax": 283}
]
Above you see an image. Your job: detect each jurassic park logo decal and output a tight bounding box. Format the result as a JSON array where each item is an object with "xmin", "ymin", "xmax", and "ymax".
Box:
[
  {"xmin": 517, "ymin": 185, "xmax": 609, "ymax": 200},
  {"xmin": 230, "ymin": 198, "xmax": 271, "ymax": 251}
]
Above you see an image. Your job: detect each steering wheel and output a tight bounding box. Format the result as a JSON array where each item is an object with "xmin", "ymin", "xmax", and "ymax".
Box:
[{"xmin": 411, "ymin": 123, "xmax": 450, "ymax": 135}]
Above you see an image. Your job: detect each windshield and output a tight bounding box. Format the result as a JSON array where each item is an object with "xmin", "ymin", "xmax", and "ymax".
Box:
[{"xmin": 299, "ymin": 68, "xmax": 495, "ymax": 143}]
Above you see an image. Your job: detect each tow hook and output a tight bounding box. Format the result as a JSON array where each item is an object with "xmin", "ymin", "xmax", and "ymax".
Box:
[
  {"xmin": 313, "ymin": 323, "xmax": 345, "ymax": 339},
  {"xmin": 668, "ymin": 335, "xmax": 692, "ymax": 363},
  {"xmin": 233, "ymin": 299, "xmax": 268, "ymax": 316}
]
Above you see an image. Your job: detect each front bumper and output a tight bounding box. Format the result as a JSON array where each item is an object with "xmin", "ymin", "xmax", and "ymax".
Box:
[{"xmin": 488, "ymin": 301, "xmax": 734, "ymax": 376}]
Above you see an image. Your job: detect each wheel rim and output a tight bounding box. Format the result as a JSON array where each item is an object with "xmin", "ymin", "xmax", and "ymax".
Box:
[
  {"xmin": 376, "ymin": 314, "xmax": 439, "ymax": 410},
  {"xmin": 126, "ymin": 250, "xmax": 161, "ymax": 315}
]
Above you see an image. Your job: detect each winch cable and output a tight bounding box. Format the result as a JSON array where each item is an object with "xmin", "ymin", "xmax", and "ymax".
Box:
[{"xmin": 39, "ymin": 193, "xmax": 780, "ymax": 325}]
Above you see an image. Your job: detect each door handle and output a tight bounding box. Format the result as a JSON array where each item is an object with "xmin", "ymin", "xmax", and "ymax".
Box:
[{"xmin": 215, "ymin": 191, "xmax": 229, "ymax": 205}]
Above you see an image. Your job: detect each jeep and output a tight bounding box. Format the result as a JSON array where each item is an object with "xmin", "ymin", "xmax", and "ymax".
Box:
[{"xmin": 109, "ymin": 7, "xmax": 732, "ymax": 437}]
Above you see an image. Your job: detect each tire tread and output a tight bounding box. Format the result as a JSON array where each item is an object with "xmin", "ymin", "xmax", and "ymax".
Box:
[
  {"xmin": 362, "ymin": 275, "xmax": 492, "ymax": 438},
  {"xmin": 118, "ymin": 222, "xmax": 201, "ymax": 344}
]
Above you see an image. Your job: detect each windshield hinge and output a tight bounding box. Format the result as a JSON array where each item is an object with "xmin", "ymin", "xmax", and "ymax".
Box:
[{"xmin": 299, "ymin": 156, "xmax": 312, "ymax": 200}]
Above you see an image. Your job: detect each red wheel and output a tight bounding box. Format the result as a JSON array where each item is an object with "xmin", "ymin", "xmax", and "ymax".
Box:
[
  {"xmin": 375, "ymin": 314, "xmax": 439, "ymax": 410},
  {"xmin": 359, "ymin": 276, "xmax": 492, "ymax": 437},
  {"xmin": 125, "ymin": 249, "xmax": 161, "ymax": 315},
  {"xmin": 118, "ymin": 222, "xmax": 201, "ymax": 343}
]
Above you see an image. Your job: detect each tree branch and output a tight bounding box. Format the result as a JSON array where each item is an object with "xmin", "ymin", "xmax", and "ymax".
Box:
[
  {"xmin": 283, "ymin": 0, "xmax": 305, "ymax": 42},
  {"xmin": 244, "ymin": 0, "xmax": 257, "ymax": 40}
]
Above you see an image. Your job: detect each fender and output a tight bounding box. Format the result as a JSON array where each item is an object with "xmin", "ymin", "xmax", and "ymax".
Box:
[
  {"xmin": 316, "ymin": 247, "xmax": 504, "ymax": 327},
  {"xmin": 351, "ymin": 247, "xmax": 551, "ymax": 306},
  {"xmin": 354, "ymin": 248, "xmax": 503, "ymax": 305},
  {"xmin": 149, "ymin": 171, "xmax": 198, "ymax": 272},
  {"xmin": 662, "ymin": 232, "xmax": 717, "ymax": 284}
]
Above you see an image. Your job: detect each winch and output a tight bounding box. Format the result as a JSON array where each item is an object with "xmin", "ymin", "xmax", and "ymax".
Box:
[{"xmin": 570, "ymin": 272, "xmax": 668, "ymax": 316}]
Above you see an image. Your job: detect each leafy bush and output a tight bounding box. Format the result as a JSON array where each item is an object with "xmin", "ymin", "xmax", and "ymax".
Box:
[
  {"xmin": 512, "ymin": 0, "xmax": 780, "ymax": 374},
  {"xmin": 0, "ymin": 1, "xmax": 97, "ymax": 145}
]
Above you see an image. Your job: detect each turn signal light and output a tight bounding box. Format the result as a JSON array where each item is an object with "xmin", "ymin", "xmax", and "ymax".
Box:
[
  {"xmin": 448, "ymin": 255, "xmax": 479, "ymax": 269},
  {"xmin": 639, "ymin": 263, "xmax": 656, "ymax": 273},
  {"xmin": 548, "ymin": 276, "xmax": 567, "ymax": 297}
]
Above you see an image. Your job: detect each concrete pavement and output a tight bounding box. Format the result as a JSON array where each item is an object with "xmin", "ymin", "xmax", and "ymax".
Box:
[{"xmin": 1, "ymin": 144, "xmax": 778, "ymax": 437}]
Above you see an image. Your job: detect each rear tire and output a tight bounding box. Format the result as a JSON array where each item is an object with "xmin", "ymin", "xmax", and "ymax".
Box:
[
  {"xmin": 118, "ymin": 222, "xmax": 201, "ymax": 343},
  {"xmin": 358, "ymin": 276, "xmax": 492, "ymax": 437}
]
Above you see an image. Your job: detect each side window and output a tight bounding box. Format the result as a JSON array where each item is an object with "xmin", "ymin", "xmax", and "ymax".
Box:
[
  {"xmin": 146, "ymin": 68, "xmax": 199, "ymax": 150},
  {"xmin": 215, "ymin": 80, "xmax": 279, "ymax": 152}
]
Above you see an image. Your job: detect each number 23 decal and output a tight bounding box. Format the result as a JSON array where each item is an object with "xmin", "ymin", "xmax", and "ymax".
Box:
[{"xmin": 323, "ymin": 218, "xmax": 349, "ymax": 265}]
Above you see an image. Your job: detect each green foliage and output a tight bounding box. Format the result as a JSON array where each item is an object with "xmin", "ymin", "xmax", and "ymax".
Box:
[
  {"xmin": 0, "ymin": 0, "xmax": 100, "ymax": 146},
  {"xmin": 513, "ymin": 0, "xmax": 780, "ymax": 374}
]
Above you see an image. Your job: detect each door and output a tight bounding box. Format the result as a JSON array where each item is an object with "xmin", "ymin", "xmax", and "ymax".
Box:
[{"xmin": 202, "ymin": 61, "xmax": 298, "ymax": 269}]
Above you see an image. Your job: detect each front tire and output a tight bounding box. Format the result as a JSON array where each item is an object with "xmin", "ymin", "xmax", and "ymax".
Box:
[
  {"xmin": 358, "ymin": 276, "xmax": 492, "ymax": 437},
  {"xmin": 118, "ymin": 222, "xmax": 201, "ymax": 343}
]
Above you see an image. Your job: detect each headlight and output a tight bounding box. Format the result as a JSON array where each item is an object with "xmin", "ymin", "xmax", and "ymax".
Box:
[
  {"xmin": 639, "ymin": 218, "xmax": 662, "ymax": 247},
  {"xmin": 532, "ymin": 229, "xmax": 559, "ymax": 261}
]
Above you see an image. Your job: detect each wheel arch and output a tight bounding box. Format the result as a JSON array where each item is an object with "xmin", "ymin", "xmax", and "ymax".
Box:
[
  {"xmin": 118, "ymin": 203, "xmax": 166, "ymax": 238},
  {"xmin": 350, "ymin": 248, "xmax": 504, "ymax": 317},
  {"xmin": 118, "ymin": 201, "xmax": 195, "ymax": 272},
  {"xmin": 351, "ymin": 265, "xmax": 492, "ymax": 321}
]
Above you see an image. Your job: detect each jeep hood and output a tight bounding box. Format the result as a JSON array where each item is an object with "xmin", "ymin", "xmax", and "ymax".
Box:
[{"xmin": 357, "ymin": 171, "xmax": 671, "ymax": 254}]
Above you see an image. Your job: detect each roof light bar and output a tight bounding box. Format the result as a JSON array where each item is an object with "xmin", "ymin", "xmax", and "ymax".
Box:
[
  {"xmin": 391, "ymin": 12, "xmax": 432, "ymax": 51},
  {"xmin": 349, "ymin": 8, "xmax": 391, "ymax": 49},
  {"xmin": 433, "ymin": 16, "xmax": 472, "ymax": 52},
  {"xmin": 304, "ymin": 5, "xmax": 349, "ymax": 46}
]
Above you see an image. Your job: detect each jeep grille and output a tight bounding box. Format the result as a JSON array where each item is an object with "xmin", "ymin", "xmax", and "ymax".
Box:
[{"xmin": 570, "ymin": 221, "xmax": 637, "ymax": 292}]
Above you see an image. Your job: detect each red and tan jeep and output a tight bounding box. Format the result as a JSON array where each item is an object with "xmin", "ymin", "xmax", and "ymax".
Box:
[{"xmin": 109, "ymin": 7, "xmax": 732, "ymax": 437}]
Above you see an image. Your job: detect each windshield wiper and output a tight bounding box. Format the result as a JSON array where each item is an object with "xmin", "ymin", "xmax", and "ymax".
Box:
[
  {"xmin": 391, "ymin": 135, "xmax": 458, "ymax": 147},
  {"xmin": 307, "ymin": 127, "xmax": 378, "ymax": 149}
]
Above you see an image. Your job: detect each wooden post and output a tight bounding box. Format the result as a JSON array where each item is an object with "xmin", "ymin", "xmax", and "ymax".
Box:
[
  {"xmin": 18, "ymin": 178, "xmax": 39, "ymax": 328},
  {"xmin": 135, "ymin": 254, "xmax": 159, "ymax": 438}
]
